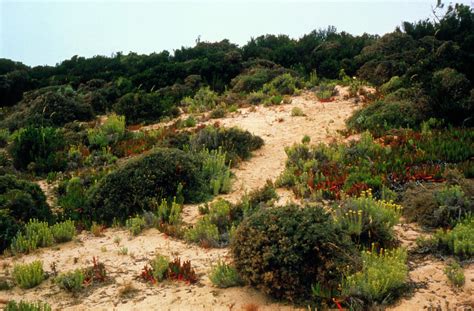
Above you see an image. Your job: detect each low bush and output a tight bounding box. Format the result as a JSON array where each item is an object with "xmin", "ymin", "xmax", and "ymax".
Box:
[
  {"xmin": 114, "ymin": 91, "xmax": 179, "ymax": 125},
  {"xmin": 12, "ymin": 260, "xmax": 45, "ymax": 289},
  {"xmin": 232, "ymin": 204, "xmax": 356, "ymax": 301},
  {"xmin": 434, "ymin": 217, "xmax": 474, "ymax": 259},
  {"xmin": 154, "ymin": 197, "xmax": 182, "ymax": 226},
  {"xmin": 230, "ymin": 66, "xmax": 288, "ymax": 93},
  {"xmin": 87, "ymin": 113, "xmax": 126, "ymax": 149},
  {"xmin": 142, "ymin": 256, "xmax": 197, "ymax": 284},
  {"xmin": 230, "ymin": 180, "xmax": 278, "ymax": 223},
  {"xmin": 9, "ymin": 126, "xmax": 66, "ymax": 174},
  {"xmin": 58, "ymin": 177, "xmax": 88, "ymax": 222},
  {"xmin": 86, "ymin": 148, "xmax": 208, "ymax": 224},
  {"xmin": 126, "ymin": 215, "xmax": 146, "ymax": 236},
  {"xmin": 262, "ymin": 73, "xmax": 301, "ymax": 96},
  {"xmin": 342, "ymin": 247, "xmax": 408, "ymax": 304},
  {"xmin": 4, "ymin": 300, "xmax": 52, "ymax": 311},
  {"xmin": 200, "ymin": 148, "xmax": 232, "ymax": 195},
  {"xmin": 181, "ymin": 87, "xmax": 218, "ymax": 113},
  {"xmin": 335, "ymin": 190, "xmax": 402, "ymax": 247},
  {"xmin": 55, "ymin": 269, "xmax": 85, "ymax": 292},
  {"xmin": 11, "ymin": 219, "xmax": 53, "ymax": 254},
  {"xmin": 51, "ymin": 220, "xmax": 76, "ymax": 243},
  {"xmin": 83, "ymin": 257, "xmax": 107, "ymax": 285},
  {"xmin": 185, "ymin": 217, "xmax": 220, "ymax": 247},
  {"xmin": 190, "ymin": 126, "xmax": 264, "ymax": 165},
  {"xmin": 209, "ymin": 261, "xmax": 242, "ymax": 288},
  {"xmin": 444, "ymin": 261, "xmax": 465, "ymax": 287},
  {"xmin": 291, "ymin": 107, "xmax": 305, "ymax": 117}
]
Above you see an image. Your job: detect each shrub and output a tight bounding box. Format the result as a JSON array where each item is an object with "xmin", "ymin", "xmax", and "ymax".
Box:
[
  {"xmin": 230, "ymin": 66, "xmax": 288, "ymax": 93},
  {"xmin": 150, "ymin": 254, "xmax": 170, "ymax": 282},
  {"xmin": 209, "ymin": 261, "xmax": 242, "ymax": 288},
  {"xmin": 262, "ymin": 73, "xmax": 301, "ymax": 96},
  {"xmin": 12, "ymin": 260, "xmax": 45, "ymax": 289},
  {"xmin": 200, "ymin": 148, "xmax": 232, "ymax": 195},
  {"xmin": 182, "ymin": 116, "xmax": 197, "ymax": 127},
  {"xmin": 444, "ymin": 261, "xmax": 465, "ymax": 287},
  {"xmin": 58, "ymin": 177, "xmax": 88, "ymax": 222},
  {"xmin": 185, "ymin": 218, "xmax": 220, "ymax": 247},
  {"xmin": 83, "ymin": 257, "xmax": 107, "ymax": 284},
  {"xmin": 230, "ymin": 181, "xmax": 278, "ymax": 223},
  {"xmin": 49, "ymin": 220, "xmax": 75, "ymax": 243},
  {"xmin": 380, "ymin": 76, "xmax": 404, "ymax": 94},
  {"xmin": 232, "ymin": 204, "xmax": 356, "ymax": 301},
  {"xmin": 0, "ymin": 128, "xmax": 10, "ymax": 148},
  {"xmin": 87, "ymin": 113, "xmax": 126, "ymax": 149},
  {"xmin": 154, "ymin": 198, "xmax": 182, "ymax": 226},
  {"xmin": 342, "ymin": 247, "xmax": 408, "ymax": 304},
  {"xmin": 291, "ymin": 107, "xmax": 305, "ymax": 117},
  {"xmin": 114, "ymin": 91, "xmax": 178, "ymax": 124},
  {"xmin": 434, "ymin": 217, "xmax": 474, "ymax": 258},
  {"xmin": 4, "ymin": 300, "xmax": 52, "ymax": 311},
  {"xmin": 11, "ymin": 219, "xmax": 55, "ymax": 254},
  {"xmin": 191, "ymin": 126, "xmax": 264, "ymax": 165},
  {"xmin": 210, "ymin": 105, "xmax": 227, "ymax": 119},
  {"xmin": 126, "ymin": 215, "xmax": 146, "ymax": 236},
  {"xmin": 335, "ymin": 190, "xmax": 402, "ymax": 247},
  {"xmin": 246, "ymin": 91, "xmax": 269, "ymax": 105},
  {"xmin": 181, "ymin": 87, "xmax": 218, "ymax": 113},
  {"xmin": 55, "ymin": 269, "xmax": 85, "ymax": 292},
  {"xmin": 9, "ymin": 126, "xmax": 66, "ymax": 174},
  {"xmin": 87, "ymin": 148, "xmax": 208, "ymax": 224}
]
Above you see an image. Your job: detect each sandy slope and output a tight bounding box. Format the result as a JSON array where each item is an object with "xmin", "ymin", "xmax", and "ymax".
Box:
[{"xmin": 1, "ymin": 88, "xmax": 472, "ymax": 310}]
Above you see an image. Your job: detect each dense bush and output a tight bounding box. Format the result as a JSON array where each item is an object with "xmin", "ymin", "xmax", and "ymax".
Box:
[
  {"xmin": 87, "ymin": 148, "xmax": 208, "ymax": 224},
  {"xmin": 190, "ymin": 126, "xmax": 264, "ymax": 165},
  {"xmin": 1, "ymin": 87, "xmax": 94, "ymax": 130},
  {"xmin": 232, "ymin": 204, "xmax": 356, "ymax": 301},
  {"xmin": 230, "ymin": 65, "xmax": 288, "ymax": 93},
  {"xmin": 87, "ymin": 113, "xmax": 126, "ymax": 149},
  {"xmin": 0, "ymin": 175, "xmax": 51, "ymax": 252},
  {"xmin": 262, "ymin": 73, "xmax": 302, "ymax": 95},
  {"xmin": 55, "ymin": 269, "xmax": 85, "ymax": 292},
  {"xmin": 9, "ymin": 126, "xmax": 66, "ymax": 174},
  {"xmin": 114, "ymin": 91, "xmax": 179, "ymax": 124},
  {"xmin": 433, "ymin": 217, "xmax": 474, "ymax": 259},
  {"xmin": 181, "ymin": 86, "xmax": 218, "ymax": 113}
]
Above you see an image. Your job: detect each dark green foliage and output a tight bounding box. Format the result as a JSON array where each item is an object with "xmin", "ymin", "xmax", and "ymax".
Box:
[
  {"xmin": 87, "ymin": 148, "xmax": 207, "ymax": 224},
  {"xmin": 2, "ymin": 86, "xmax": 94, "ymax": 130},
  {"xmin": 55, "ymin": 269, "xmax": 85, "ymax": 292},
  {"xmin": 9, "ymin": 126, "xmax": 66, "ymax": 174},
  {"xmin": 114, "ymin": 91, "xmax": 179, "ymax": 124},
  {"xmin": 230, "ymin": 64, "xmax": 288, "ymax": 93},
  {"xmin": 232, "ymin": 204, "xmax": 356, "ymax": 301},
  {"xmin": 190, "ymin": 126, "xmax": 264, "ymax": 165},
  {"xmin": 0, "ymin": 175, "xmax": 51, "ymax": 252}
]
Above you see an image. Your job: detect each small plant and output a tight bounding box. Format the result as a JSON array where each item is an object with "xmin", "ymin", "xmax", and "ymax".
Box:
[
  {"xmin": 83, "ymin": 257, "xmax": 107, "ymax": 285},
  {"xmin": 434, "ymin": 217, "xmax": 474, "ymax": 258},
  {"xmin": 90, "ymin": 222, "xmax": 105, "ymax": 237},
  {"xmin": 126, "ymin": 215, "xmax": 146, "ymax": 236},
  {"xmin": 167, "ymin": 258, "xmax": 198, "ymax": 283},
  {"xmin": 184, "ymin": 218, "xmax": 219, "ymax": 247},
  {"xmin": 182, "ymin": 116, "xmax": 197, "ymax": 127},
  {"xmin": 342, "ymin": 247, "xmax": 408, "ymax": 304},
  {"xmin": 118, "ymin": 247, "xmax": 128, "ymax": 255},
  {"xmin": 51, "ymin": 220, "xmax": 76, "ymax": 243},
  {"xmin": 444, "ymin": 261, "xmax": 465, "ymax": 287},
  {"xmin": 209, "ymin": 261, "xmax": 242, "ymax": 288},
  {"xmin": 301, "ymin": 135, "xmax": 311, "ymax": 144},
  {"xmin": 118, "ymin": 281, "xmax": 139, "ymax": 298},
  {"xmin": 12, "ymin": 260, "xmax": 45, "ymax": 289},
  {"xmin": 113, "ymin": 236, "xmax": 121, "ymax": 245},
  {"xmin": 4, "ymin": 300, "xmax": 52, "ymax": 311},
  {"xmin": 55, "ymin": 269, "xmax": 85, "ymax": 292},
  {"xmin": 150, "ymin": 254, "xmax": 170, "ymax": 282},
  {"xmin": 0, "ymin": 277, "xmax": 13, "ymax": 290},
  {"xmin": 290, "ymin": 107, "xmax": 305, "ymax": 117}
]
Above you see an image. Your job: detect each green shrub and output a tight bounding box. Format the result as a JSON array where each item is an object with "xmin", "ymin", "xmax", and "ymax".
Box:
[
  {"xmin": 246, "ymin": 91, "xmax": 269, "ymax": 105},
  {"xmin": 182, "ymin": 116, "xmax": 197, "ymax": 127},
  {"xmin": 380, "ymin": 76, "xmax": 404, "ymax": 94},
  {"xmin": 230, "ymin": 66, "xmax": 288, "ymax": 93},
  {"xmin": 181, "ymin": 87, "xmax": 218, "ymax": 113},
  {"xmin": 87, "ymin": 148, "xmax": 207, "ymax": 224},
  {"xmin": 9, "ymin": 126, "xmax": 66, "ymax": 174},
  {"xmin": 434, "ymin": 217, "xmax": 474, "ymax": 258},
  {"xmin": 150, "ymin": 254, "xmax": 170, "ymax": 282},
  {"xmin": 200, "ymin": 148, "xmax": 232, "ymax": 195},
  {"xmin": 55, "ymin": 269, "xmax": 85, "ymax": 292},
  {"xmin": 336, "ymin": 190, "xmax": 402, "ymax": 247},
  {"xmin": 444, "ymin": 261, "xmax": 465, "ymax": 287},
  {"xmin": 191, "ymin": 126, "xmax": 264, "ymax": 165},
  {"xmin": 154, "ymin": 198, "xmax": 182, "ymax": 226},
  {"xmin": 12, "ymin": 260, "xmax": 45, "ymax": 289},
  {"xmin": 209, "ymin": 261, "xmax": 242, "ymax": 288},
  {"xmin": 232, "ymin": 204, "xmax": 356, "ymax": 301},
  {"xmin": 262, "ymin": 73, "xmax": 301, "ymax": 96},
  {"xmin": 342, "ymin": 247, "xmax": 408, "ymax": 304},
  {"xmin": 0, "ymin": 128, "xmax": 10, "ymax": 148},
  {"xmin": 51, "ymin": 220, "xmax": 76, "ymax": 243},
  {"xmin": 185, "ymin": 218, "xmax": 220, "ymax": 247},
  {"xmin": 87, "ymin": 113, "xmax": 126, "ymax": 149},
  {"xmin": 11, "ymin": 219, "xmax": 55, "ymax": 254},
  {"xmin": 230, "ymin": 181, "xmax": 278, "ymax": 223},
  {"xmin": 4, "ymin": 300, "xmax": 52, "ymax": 311},
  {"xmin": 126, "ymin": 215, "xmax": 146, "ymax": 236},
  {"xmin": 58, "ymin": 177, "xmax": 88, "ymax": 222},
  {"xmin": 291, "ymin": 107, "xmax": 305, "ymax": 117}
]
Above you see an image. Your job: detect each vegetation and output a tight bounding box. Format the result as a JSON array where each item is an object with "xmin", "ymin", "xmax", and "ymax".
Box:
[
  {"xmin": 444, "ymin": 261, "xmax": 465, "ymax": 287},
  {"xmin": 55, "ymin": 269, "xmax": 85, "ymax": 292},
  {"xmin": 232, "ymin": 204, "xmax": 356, "ymax": 301},
  {"xmin": 12, "ymin": 261, "xmax": 45, "ymax": 289},
  {"xmin": 4, "ymin": 300, "xmax": 52, "ymax": 311},
  {"xmin": 209, "ymin": 261, "xmax": 242, "ymax": 288},
  {"xmin": 141, "ymin": 255, "xmax": 197, "ymax": 284}
]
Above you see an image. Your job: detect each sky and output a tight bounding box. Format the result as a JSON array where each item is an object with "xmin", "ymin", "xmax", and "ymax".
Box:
[{"xmin": 1, "ymin": 0, "xmax": 472, "ymax": 66}]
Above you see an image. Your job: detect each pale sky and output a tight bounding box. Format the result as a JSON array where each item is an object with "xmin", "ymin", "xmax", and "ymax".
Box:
[{"xmin": 1, "ymin": 0, "xmax": 472, "ymax": 66}]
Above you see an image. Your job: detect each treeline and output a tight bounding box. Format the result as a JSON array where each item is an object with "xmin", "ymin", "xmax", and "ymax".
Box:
[{"xmin": 0, "ymin": 4, "xmax": 472, "ymax": 129}]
